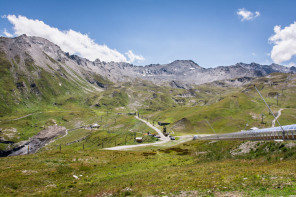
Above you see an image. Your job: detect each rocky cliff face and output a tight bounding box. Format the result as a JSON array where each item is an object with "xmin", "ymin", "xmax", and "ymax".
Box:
[{"xmin": 1, "ymin": 34, "xmax": 295, "ymax": 90}]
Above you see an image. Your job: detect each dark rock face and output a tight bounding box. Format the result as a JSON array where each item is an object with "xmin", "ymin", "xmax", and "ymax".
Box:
[
  {"xmin": 16, "ymin": 82, "xmax": 26, "ymax": 89},
  {"xmin": 170, "ymin": 81, "xmax": 186, "ymax": 89},
  {"xmin": 30, "ymin": 83, "xmax": 40, "ymax": 95},
  {"xmin": 95, "ymin": 81, "xmax": 107, "ymax": 88},
  {"xmin": 290, "ymin": 66, "xmax": 296, "ymax": 72}
]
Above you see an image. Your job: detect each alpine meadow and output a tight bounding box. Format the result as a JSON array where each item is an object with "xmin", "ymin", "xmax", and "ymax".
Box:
[{"xmin": 1, "ymin": 1, "xmax": 296, "ymax": 196}]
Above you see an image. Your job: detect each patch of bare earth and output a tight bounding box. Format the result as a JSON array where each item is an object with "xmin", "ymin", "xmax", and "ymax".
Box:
[
  {"xmin": 285, "ymin": 142, "xmax": 296, "ymax": 149},
  {"xmin": 9, "ymin": 125, "xmax": 66, "ymax": 156},
  {"xmin": 230, "ymin": 141, "xmax": 259, "ymax": 156},
  {"xmin": 171, "ymin": 118, "xmax": 193, "ymax": 132}
]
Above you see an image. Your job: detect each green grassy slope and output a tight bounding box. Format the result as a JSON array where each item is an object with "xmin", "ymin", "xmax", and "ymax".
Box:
[
  {"xmin": 144, "ymin": 73, "xmax": 296, "ymax": 135},
  {"xmin": 0, "ymin": 139, "xmax": 296, "ymax": 196},
  {"xmin": 1, "ymin": 51, "xmax": 296, "ymax": 196},
  {"xmin": 1, "ymin": 71, "xmax": 295, "ymax": 151}
]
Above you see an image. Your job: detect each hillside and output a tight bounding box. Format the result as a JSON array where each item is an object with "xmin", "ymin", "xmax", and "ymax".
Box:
[
  {"xmin": 1, "ymin": 35, "xmax": 295, "ymax": 117},
  {"xmin": 146, "ymin": 73, "xmax": 296, "ymax": 135},
  {"xmin": 1, "ymin": 35, "xmax": 296, "ymax": 196},
  {"xmin": 1, "ymin": 35, "xmax": 296, "ymax": 156}
]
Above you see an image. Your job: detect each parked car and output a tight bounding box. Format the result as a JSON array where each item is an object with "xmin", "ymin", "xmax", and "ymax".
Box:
[
  {"xmin": 169, "ymin": 136, "xmax": 175, "ymax": 140},
  {"xmin": 193, "ymin": 135, "xmax": 199, "ymax": 140},
  {"xmin": 155, "ymin": 135, "xmax": 160, "ymax": 138}
]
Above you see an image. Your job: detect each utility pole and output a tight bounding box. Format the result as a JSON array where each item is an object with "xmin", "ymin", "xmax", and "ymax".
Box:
[
  {"xmin": 261, "ymin": 114, "xmax": 264, "ymax": 124},
  {"xmin": 205, "ymin": 120, "xmax": 216, "ymax": 134}
]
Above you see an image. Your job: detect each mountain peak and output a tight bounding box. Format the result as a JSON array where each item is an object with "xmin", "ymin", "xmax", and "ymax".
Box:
[
  {"xmin": 168, "ymin": 60, "xmax": 201, "ymax": 68},
  {"xmin": 1, "ymin": 35, "xmax": 295, "ymax": 88}
]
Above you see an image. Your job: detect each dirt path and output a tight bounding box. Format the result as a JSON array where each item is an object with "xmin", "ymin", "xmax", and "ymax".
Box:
[
  {"xmin": 0, "ymin": 112, "xmax": 42, "ymax": 122},
  {"xmin": 272, "ymin": 108, "xmax": 284, "ymax": 127},
  {"xmin": 0, "ymin": 111, "xmax": 83, "ymax": 123}
]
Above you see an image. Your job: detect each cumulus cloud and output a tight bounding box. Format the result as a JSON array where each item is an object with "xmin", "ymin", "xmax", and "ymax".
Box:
[
  {"xmin": 3, "ymin": 28, "xmax": 13, "ymax": 37},
  {"xmin": 237, "ymin": 8, "xmax": 260, "ymax": 21},
  {"xmin": 125, "ymin": 50, "xmax": 145, "ymax": 63},
  {"xmin": 4, "ymin": 15, "xmax": 144, "ymax": 63},
  {"xmin": 269, "ymin": 22, "xmax": 296, "ymax": 64}
]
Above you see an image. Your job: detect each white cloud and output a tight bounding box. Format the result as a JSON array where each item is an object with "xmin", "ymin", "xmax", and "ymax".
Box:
[
  {"xmin": 3, "ymin": 28, "xmax": 14, "ymax": 37},
  {"xmin": 269, "ymin": 22, "xmax": 296, "ymax": 64},
  {"xmin": 252, "ymin": 52, "xmax": 256, "ymax": 56},
  {"xmin": 125, "ymin": 50, "xmax": 145, "ymax": 63},
  {"xmin": 237, "ymin": 8, "xmax": 260, "ymax": 21},
  {"xmin": 4, "ymin": 15, "xmax": 144, "ymax": 63}
]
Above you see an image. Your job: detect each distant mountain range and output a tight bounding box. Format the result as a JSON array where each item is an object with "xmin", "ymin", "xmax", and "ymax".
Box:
[{"xmin": 1, "ymin": 34, "xmax": 295, "ymax": 92}]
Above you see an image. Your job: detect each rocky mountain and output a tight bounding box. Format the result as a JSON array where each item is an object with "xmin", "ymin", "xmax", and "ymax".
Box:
[{"xmin": 1, "ymin": 34, "xmax": 295, "ymax": 94}]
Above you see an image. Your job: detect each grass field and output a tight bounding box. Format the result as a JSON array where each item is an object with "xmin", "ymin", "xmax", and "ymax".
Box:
[
  {"xmin": 1, "ymin": 73, "xmax": 296, "ymax": 196},
  {"xmin": 1, "ymin": 140, "xmax": 296, "ymax": 196}
]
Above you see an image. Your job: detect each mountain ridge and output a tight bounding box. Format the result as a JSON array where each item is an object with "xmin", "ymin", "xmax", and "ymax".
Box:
[{"xmin": 1, "ymin": 34, "xmax": 295, "ymax": 88}]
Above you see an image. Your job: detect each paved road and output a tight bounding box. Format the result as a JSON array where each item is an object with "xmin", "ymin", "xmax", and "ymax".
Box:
[
  {"xmin": 135, "ymin": 116, "xmax": 169, "ymax": 141},
  {"xmin": 105, "ymin": 116, "xmax": 193, "ymax": 150}
]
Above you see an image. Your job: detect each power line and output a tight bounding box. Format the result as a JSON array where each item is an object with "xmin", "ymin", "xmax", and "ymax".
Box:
[{"xmin": 254, "ymin": 85, "xmax": 285, "ymax": 139}]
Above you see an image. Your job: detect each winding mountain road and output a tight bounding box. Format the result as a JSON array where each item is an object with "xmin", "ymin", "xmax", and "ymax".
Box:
[
  {"xmin": 135, "ymin": 116, "xmax": 168, "ymax": 141},
  {"xmin": 105, "ymin": 116, "xmax": 190, "ymax": 150}
]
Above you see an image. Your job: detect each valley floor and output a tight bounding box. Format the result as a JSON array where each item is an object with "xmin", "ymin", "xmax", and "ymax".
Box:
[{"xmin": 1, "ymin": 72, "xmax": 296, "ymax": 196}]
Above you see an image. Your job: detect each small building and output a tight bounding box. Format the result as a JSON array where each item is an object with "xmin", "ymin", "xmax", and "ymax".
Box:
[
  {"xmin": 91, "ymin": 123, "xmax": 100, "ymax": 128},
  {"xmin": 128, "ymin": 112, "xmax": 137, "ymax": 116},
  {"xmin": 158, "ymin": 122, "xmax": 170, "ymax": 126},
  {"xmin": 136, "ymin": 137, "xmax": 143, "ymax": 143}
]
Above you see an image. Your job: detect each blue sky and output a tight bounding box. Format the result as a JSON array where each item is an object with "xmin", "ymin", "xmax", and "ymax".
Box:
[{"xmin": 1, "ymin": 0, "xmax": 296, "ymax": 67}]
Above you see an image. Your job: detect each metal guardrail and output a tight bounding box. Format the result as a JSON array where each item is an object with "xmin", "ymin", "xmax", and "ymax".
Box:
[{"xmin": 197, "ymin": 124, "xmax": 296, "ymax": 141}]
